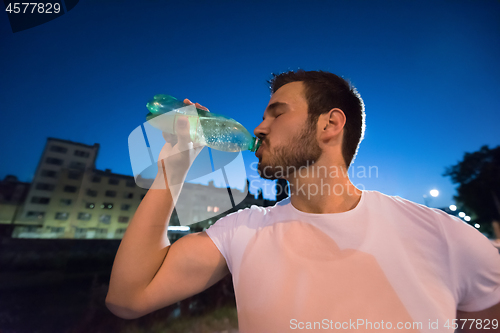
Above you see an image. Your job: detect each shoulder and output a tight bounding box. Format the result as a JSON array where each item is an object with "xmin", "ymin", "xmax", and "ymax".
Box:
[
  {"xmin": 370, "ymin": 190, "xmax": 497, "ymax": 255},
  {"xmin": 209, "ymin": 198, "xmax": 290, "ymax": 230},
  {"xmin": 366, "ymin": 190, "xmax": 468, "ymax": 228},
  {"xmin": 363, "ymin": 190, "xmax": 493, "ymax": 255}
]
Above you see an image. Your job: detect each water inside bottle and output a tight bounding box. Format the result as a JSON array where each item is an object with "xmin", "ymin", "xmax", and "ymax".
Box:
[{"xmin": 199, "ymin": 117, "xmax": 254, "ymax": 152}]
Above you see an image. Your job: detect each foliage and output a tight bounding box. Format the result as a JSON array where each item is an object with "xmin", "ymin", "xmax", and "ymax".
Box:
[{"xmin": 443, "ymin": 145, "xmax": 500, "ymax": 223}]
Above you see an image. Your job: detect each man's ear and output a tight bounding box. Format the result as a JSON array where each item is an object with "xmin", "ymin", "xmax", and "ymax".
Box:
[{"xmin": 319, "ymin": 108, "xmax": 346, "ymax": 139}]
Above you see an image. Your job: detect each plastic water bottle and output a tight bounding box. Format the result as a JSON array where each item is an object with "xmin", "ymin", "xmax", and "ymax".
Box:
[{"xmin": 146, "ymin": 94, "xmax": 261, "ymax": 153}]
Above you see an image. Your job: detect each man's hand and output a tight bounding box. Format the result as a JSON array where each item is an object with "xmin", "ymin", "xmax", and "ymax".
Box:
[{"xmin": 152, "ymin": 99, "xmax": 208, "ymax": 190}]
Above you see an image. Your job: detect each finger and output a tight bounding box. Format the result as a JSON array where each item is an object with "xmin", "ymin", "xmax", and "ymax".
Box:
[
  {"xmin": 194, "ymin": 102, "xmax": 209, "ymax": 112},
  {"xmin": 162, "ymin": 132, "xmax": 178, "ymax": 146},
  {"xmin": 175, "ymin": 116, "xmax": 192, "ymax": 147},
  {"xmin": 183, "ymin": 98, "xmax": 209, "ymax": 111}
]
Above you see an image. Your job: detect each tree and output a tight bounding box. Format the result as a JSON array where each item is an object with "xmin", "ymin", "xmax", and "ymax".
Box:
[{"xmin": 443, "ymin": 145, "xmax": 500, "ymax": 240}]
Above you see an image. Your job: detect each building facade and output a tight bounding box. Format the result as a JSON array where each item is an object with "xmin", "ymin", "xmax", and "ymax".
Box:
[
  {"xmin": 13, "ymin": 138, "xmax": 100, "ymax": 238},
  {"xmin": 8, "ymin": 137, "xmax": 277, "ymax": 239}
]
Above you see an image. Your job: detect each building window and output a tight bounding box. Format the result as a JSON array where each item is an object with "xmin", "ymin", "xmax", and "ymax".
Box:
[
  {"xmin": 115, "ymin": 228, "xmax": 127, "ymax": 235},
  {"xmin": 108, "ymin": 178, "xmax": 119, "ymax": 185},
  {"xmin": 31, "ymin": 196, "xmax": 50, "ymax": 204},
  {"xmin": 64, "ymin": 185, "xmax": 78, "ymax": 193},
  {"xmin": 123, "ymin": 192, "xmax": 134, "ymax": 199},
  {"xmin": 85, "ymin": 202, "xmax": 96, "ymax": 209},
  {"xmin": 86, "ymin": 189, "xmax": 97, "ymax": 197},
  {"xmin": 99, "ymin": 214, "xmax": 111, "ymax": 224},
  {"xmin": 75, "ymin": 228, "xmax": 87, "ymax": 237},
  {"xmin": 105, "ymin": 190, "xmax": 117, "ymax": 198},
  {"xmin": 50, "ymin": 145, "xmax": 67, "ymax": 153},
  {"xmin": 121, "ymin": 204, "xmax": 130, "ymax": 211},
  {"xmin": 36, "ymin": 183, "xmax": 55, "ymax": 191},
  {"xmin": 55, "ymin": 212, "xmax": 69, "ymax": 220},
  {"xmin": 96, "ymin": 228, "xmax": 108, "ymax": 235},
  {"xmin": 50, "ymin": 227, "xmax": 65, "ymax": 233},
  {"xmin": 69, "ymin": 161, "xmax": 86, "ymax": 170},
  {"xmin": 46, "ymin": 157, "xmax": 63, "ymax": 166},
  {"xmin": 91, "ymin": 176, "xmax": 101, "ymax": 183},
  {"xmin": 67, "ymin": 171, "xmax": 82, "ymax": 180},
  {"xmin": 77, "ymin": 212, "xmax": 91, "ymax": 221},
  {"xmin": 126, "ymin": 180, "xmax": 135, "ymax": 187},
  {"xmin": 101, "ymin": 203, "xmax": 113, "ymax": 209},
  {"xmin": 26, "ymin": 211, "xmax": 45, "ymax": 219},
  {"xmin": 118, "ymin": 216, "xmax": 129, "ymax": 223},
  {"xmin": 74, "ymin": 150, "xmax": 90, "ymax": 158},
  {"xmin": 40, "ymin": 169, "xmax": 57, "ymax": 178},
  {"xmin": 60, "ymin": 199, "xmax": 72, "ymax": 206},
  {"xmin": 24, "ymin": 226, "xmax": 40, "ymax": 233}
]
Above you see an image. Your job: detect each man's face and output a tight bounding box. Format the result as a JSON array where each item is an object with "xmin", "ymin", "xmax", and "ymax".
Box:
[{"xmin": 254, "ymin": 82, "xmax": 322, "ymax": 180}]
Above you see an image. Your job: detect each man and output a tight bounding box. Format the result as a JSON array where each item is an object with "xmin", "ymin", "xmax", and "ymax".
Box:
[{"xmin": 106, "ymin": 70, "xmax": 500, "ymax": 332}]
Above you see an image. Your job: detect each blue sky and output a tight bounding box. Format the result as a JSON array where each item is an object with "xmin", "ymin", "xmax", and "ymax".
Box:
[{"xmin": 1, "ymin": 0, "xmax": 499, "ymax": 208}]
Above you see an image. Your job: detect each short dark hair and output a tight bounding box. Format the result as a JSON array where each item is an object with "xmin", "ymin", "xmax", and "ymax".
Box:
[{"xmin": 268, "ymin": 70, "xmax": 365, "ymax": 167}]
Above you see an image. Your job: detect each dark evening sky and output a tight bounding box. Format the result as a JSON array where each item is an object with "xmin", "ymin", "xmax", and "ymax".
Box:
[{"xmin": 1, "ymin": 0, "xmax": 499, "ymax": 208}]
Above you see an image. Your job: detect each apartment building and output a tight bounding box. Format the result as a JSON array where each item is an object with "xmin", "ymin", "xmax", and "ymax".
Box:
[
  {"xmin": 10, "ymin": 137, "xmax": 275, "ymax": 239},
  {"xmin": 13, "ymin": 138, "xmax": 100, "ymax": 238},
  {"xmin": 41, "ymin": 167, "xmax": 149, "ymax": 239}
]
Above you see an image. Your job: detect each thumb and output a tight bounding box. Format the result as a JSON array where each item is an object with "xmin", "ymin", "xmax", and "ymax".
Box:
[{"xmin": 176, "ymin": 116, "xmax": 192, "ymax": 147}]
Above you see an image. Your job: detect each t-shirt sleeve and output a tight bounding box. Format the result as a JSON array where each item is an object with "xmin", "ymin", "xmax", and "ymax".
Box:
[
  {"xmin": 205, "ymin": 208, "xmax": 250, "ymax": 273},
  {"xmin": 446, "ymin": 216, "xmax": 500, "ymax": 312}
]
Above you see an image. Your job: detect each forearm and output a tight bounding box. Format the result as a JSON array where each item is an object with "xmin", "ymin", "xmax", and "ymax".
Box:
[{"xmin": 106, "ymin": 165, "xmax": 183, "ymax": 312}]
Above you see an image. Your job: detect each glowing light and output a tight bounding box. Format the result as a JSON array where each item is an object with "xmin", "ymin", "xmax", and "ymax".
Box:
[
  {"xmin": 168, "ymin": 226, "xmax": 190, "ymax": 231},
  {"xmin": 458, "ymin": 212, "xmax": 466, "ymax": 218},
  {"xmin": 207, "ymin": 206, "xmax": 212, "ymax": 212},
  {"xmin": 464, "ymin": 216, "xmax": 471, "ymax": 222},
  {"xmin": 474, "ymin": 223, "xmax": 480, "ymax": 229},
  {"xmin": 449, "ymin": 205, "xmax": 457, "ymax": 211},
  {"xmin": 430, "ymin": 189, "xmax": 439, "ymax": 197},
  {"xmin": 214, "ymin": 206, "xmax": 219, "ymax": 213}
]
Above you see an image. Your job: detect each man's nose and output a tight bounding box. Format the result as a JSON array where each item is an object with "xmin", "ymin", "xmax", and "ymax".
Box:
[{"xmin": 254, "ymin": 120, "xmax": 269, "ymax": 139}]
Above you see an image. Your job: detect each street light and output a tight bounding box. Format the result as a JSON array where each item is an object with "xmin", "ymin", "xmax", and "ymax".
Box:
[
  {"xmin": 423, "ymin": 189, "xmax": 439, "ymax": 207},
  {"xmin": 464, "ymin": 216, "xmax": 471, "ymax": 222},
  {"xmin": 449, "ymin": 205, "xmax": 457, "ymax": 211},
  {"xmin": 458, "ymin": 212, "xmax": 466, "ymax": 218}
]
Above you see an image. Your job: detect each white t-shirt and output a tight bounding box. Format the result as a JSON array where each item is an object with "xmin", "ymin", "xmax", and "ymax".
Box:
[{"xmin": 206, "ymin": 190, "xmax": 500, "ymax": 332}]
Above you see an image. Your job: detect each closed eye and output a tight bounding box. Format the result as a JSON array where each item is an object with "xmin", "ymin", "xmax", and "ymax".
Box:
[{"xmin": 262, "ymin": 113, "xmax": 282, "ymax": 121}]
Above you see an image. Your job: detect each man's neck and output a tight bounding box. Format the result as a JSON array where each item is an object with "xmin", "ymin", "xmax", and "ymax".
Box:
[{"xmin": 286, "ymin": 163, "xmax": 362, "ymax": 214}]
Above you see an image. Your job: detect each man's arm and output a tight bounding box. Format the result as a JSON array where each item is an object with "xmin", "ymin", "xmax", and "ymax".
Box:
[
  {"xmin": 105, "ymin": 181, "xmax": 229, "ymax": 319},
  {"xmin": 456, "ymin": 302, "xmax": 500, "ymax": 332},
  {"xmin": 105, "ymin": 101, "xmax": 229, "ymax": 319}
]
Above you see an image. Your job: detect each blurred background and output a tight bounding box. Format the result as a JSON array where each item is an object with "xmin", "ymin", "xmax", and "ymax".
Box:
[{"xmin": 0, "ymin": 0, "xmax": 499, "ymax": 332}]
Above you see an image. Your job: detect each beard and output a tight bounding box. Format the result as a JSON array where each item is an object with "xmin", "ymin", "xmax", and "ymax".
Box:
[{"xmin": 257, "ymin": 121, "xmax": 322, "ymax": 180}]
